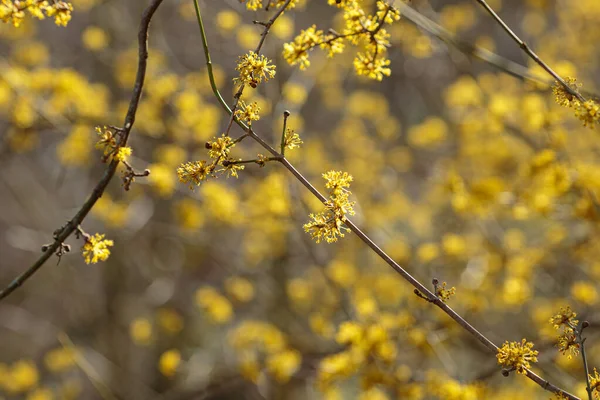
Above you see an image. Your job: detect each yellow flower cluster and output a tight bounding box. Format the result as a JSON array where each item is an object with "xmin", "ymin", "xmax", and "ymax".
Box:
[
  {"xmin": 235, "ymin": 100, "xmax": 261, "ymax": 125},
  {"xmin": 304, "ymin": 170, "xmax": 356, "ymax": 243},
  {"xmin": 283, "ymin": 0, "xmax": 400, "ymax": 80},
  {"xmin": 496, "ymin": 338, "xmax": 538, "ymax": 374},
  {"xmin": 435, "ymin": 281, "xmax": 456, "ymax": 302},
  {"xmin": 234, "ymin": 51, "xmax": 276, "ymax": 88},
  {"xmin": 228, "ymin": 320, "xmax": 301, "ymax": 383},
  {"xmin": 0, "ymin": 359, "xmax": 39, "ymax": 394},
  {"xmin": 0, "ymin": 0, "xmax": 73, "ymax": 27},
  {"xmin": 553, "ymin": 78, "xmax": 600, "ymax": 127},
  {"xmin": 549, "ymin": 306, "xmax": 580, "ymax": 359},
  {"xmin": 283, "ymin": 128, "xmax": 302, "ymax": 150},
  {"xmin": 81, "ymin": 233, "xmax": 113, "ymax": 264},
  {"xmin": 589, "ymin": 368, "xmax": 600, "ymax": 400},
  {"xmin": 94, "ymin": 126, "xmax": 132, "ymax": 163},
  {"xmin": 158, "ymin": 349, "xmax": 181, "ymax": 377},
  {"xmin": 318, "ymin": 319, "xmax": 407, "ymax": 394},
  {"xmin": 177, "ymin": 134, "xmax": 244, "ymax": 188},
  {"xmin": 239, "ymin": 0, "xmax": 302, "ymax": 12},
  {"xmin": 195, "ymin": 286, "xmax": 234, "ymax": 324},
  {"xmin": 426, "ymin": 370, "xmax": 485, "ymax": 399}
]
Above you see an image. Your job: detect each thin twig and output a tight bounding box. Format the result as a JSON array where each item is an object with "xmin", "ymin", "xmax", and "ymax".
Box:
[
  {"xmin": 396, "ymin": 2, "xmax": 600, "ymax": 100},
  {"xmin": 192, "ymin": 2, "xmax": 579, "ymax": 398},
  {"xmin": 0, "ymin": 0, "xmax": 165, "ymax": 301},
  {"xmin": 473, "ymin": 0, "xmax": 586, "ymax": 102},
  {"xmin": 576, "ymin": 322, "xmax": 593, "ymax": 400}
]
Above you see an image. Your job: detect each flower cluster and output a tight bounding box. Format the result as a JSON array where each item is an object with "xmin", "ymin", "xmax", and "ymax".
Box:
[
  {"xmin": 239, "ymin": 0, "xmax": 302, "ymax": 12},
  {"xmin": 318, "ymin": 321, "xmax": 398, "ymax": 389},
  {"xmin": 195, "ymin": 286, "xmax": 234, "ymax": 324},
  {"xmin": 589, "ymin": 368, "xmax": 600, "ymax": 400},
  {"xmin": 549, "ymin": 306, "xmax": 580, "ymax": 359},
  {"xmin": 0, "ymin": 0, "xmax": 73, "ymax": 27},
  {"xmin": 496, "ymin": 339, "xmax": 539, "ymax": 374},
  {"xmin": 81, "ymin": 233, "xmax": 114, "ymax": 264},
  {"xmin": 283, "ymin": 128, "xmax": 302, "ymax": 150},
  {"xmin": 553, "ymin": 78, "xmax": 600, "ymax": 128},
  {"xmin": 177, "ymin": 134, "xmax": 245, "ymax": 189},
  {"xmin": 95, "ymin": 126, "xmax": 132, "ymax": 163},
  {"xmin": 234, "ymin": 51, "xmax": 276, "ymax": 88},
  {"xmin": 304, "ymin": 171, "xmax": 356, "ymax": 243},
  {"xmin": 435, "ymin": 281, "xmax": 456, "ymax": 302},
  {"xmin": 228, "ymin": 320, "xmax": 301, "ymax": 383},
  {"xmin": 235, "ymin": 100, "xmax": 261, "ymax": 125},
  {"xmin": 283, "ymin": 0, "xmax": 400, "ymax": 80}
]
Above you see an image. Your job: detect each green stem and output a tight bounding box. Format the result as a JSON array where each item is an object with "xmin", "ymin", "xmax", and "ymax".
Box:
[{"xmin": 192, "ymin": 0, "xmax": 248, "ymax": 132}]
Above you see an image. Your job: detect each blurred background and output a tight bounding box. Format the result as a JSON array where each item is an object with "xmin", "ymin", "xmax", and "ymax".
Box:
[{"xmin": 1, "ymin": 0, "xmax": 600, "ymax": 398}]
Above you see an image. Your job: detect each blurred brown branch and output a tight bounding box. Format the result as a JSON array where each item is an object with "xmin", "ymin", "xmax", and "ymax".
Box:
[{"xmin": 0, "ymin": 0, "xmax": 165, "ymax": 301}]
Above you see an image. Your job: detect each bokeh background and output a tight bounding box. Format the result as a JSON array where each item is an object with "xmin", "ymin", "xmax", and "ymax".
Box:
[{"xmin": 1, "ymin": 0, "xmax": 600, "ymax": 398}]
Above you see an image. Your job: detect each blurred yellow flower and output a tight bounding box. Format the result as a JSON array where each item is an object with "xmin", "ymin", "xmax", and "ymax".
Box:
[
  {"xmin": 129, "ymin": 318, "xmax": 153, "ymax": 346},
  {"xmin": 159, "ymin": 349, "xmax": 181, "ymax": 377},
  {"xmin": 225, "ymin": 276, "xmax": 255, "ymax": 303},
  {"xmin": 82, "ymin": 26, "xmax": 108, "ymax": 51}
]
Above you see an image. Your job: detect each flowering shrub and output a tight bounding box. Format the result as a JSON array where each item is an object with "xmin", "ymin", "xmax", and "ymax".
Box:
[{"xmin": 1, "ymin": 0, "xmax": 600, "ymax": 399}]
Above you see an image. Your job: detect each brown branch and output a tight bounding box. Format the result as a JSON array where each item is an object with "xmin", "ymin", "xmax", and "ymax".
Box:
[
  {"xmin": 397, "ymin": 2, "xmax": 600, "ymax": 101},
  {"xmin": 0, "ymin": 0, "xmax": 165, "ymax": 301},
  {"xmin": 194, "ymin": 2, "xmax": 579, "ymax": 398},
  {"xmin": 473, "ymin": 0, "xmax": 586, "ymax": 103}
]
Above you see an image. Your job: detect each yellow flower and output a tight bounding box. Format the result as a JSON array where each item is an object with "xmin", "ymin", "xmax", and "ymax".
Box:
[
  {"xmin": 441, "ymin": 234, "xmax": 467, "ymax": 257},
  {"xmin": 549, "ymin": 306, "xmax": 578, "ymax": 331},
  {"xmin": 114, "ymin": 146, "xmax": 132, "ymax": 162},
  {"xmin": 589, "ymin": 368, "xmax": 600, "ymax": 399},
  {"xmin": 158, "ymin": 349, "xmax": 181, "ymax": 377},
  {"xmin": 557, "ymin": 332, "xmax": 580, "ymax": 359},
  {"xmin": 240, "ymin": 0, "xmax": 262, "ymax": 11},
  {"xmin": 304, "ymin": 171, "xmax": 356, "ymax": 243},
  {"xmin": 129, "ymin": 317, "xmax": 153, "ymax": 345},
  {"xmin": 216, "ymin": 10, "xmax": 240, "ymax": 32},
  {"xmin": 82, "ymin": 26, "xmax": 108, "ymax": 51},
  {"xmin": 282, "ymin": 25, "xmax": 325, "ymax": 70},
  {"xmin": 266, "ymin": 349, "xmax": 302, "ymax": 383},
  {"xmin": 326, "ymin": 260, "xmax": 357, "ymax": 288},
  {"xmin": 195, "ymin": 286, "xmax": 234, "ymax": 324},
  {"xmin": 496, "ymin": 339, "xmax": 538, "ymax": 374},
  {"xmin": 323, "ymin": 170, "xmax": 353, "ymax": 195},
  {"xmin": 82, "ymin": 233, "xmax": 113, "ymax": 264},
  {"xmin": 207, "ymin": 134, "xmax": 235, "ymax": 160},
  {"xmin": 0, "ymin": 0, "xmax": 73, "ymax": 27},
  {"xmin": 336, "ymin": 321, "xmax": 363, "ymax": 345},
  {"xmin": 235, "ymin": 100, "xmax": 261, "ymax": 125},
  {"xmin": 435, "ymin": 282, "xmax": 456, "ymax": 302},
  {"xmin": 225, "ymin": 276, "xmax": 255, "ymax": 303},
  {"xmin": 575, "ymin": 99, "xmax": 600, "ymax": 128},
  {"xmin": 353, "ymin": 52, "xmax": 391, "ymax": 81},
  {"xmin": 45, "ymin": 1, "xmax": 73, "ymax": 26},
  {"xmin": 283, "ymin": 129, "xmax": 303, "ymax": 151},
  {"xmin": 44, "ymin": 347, "xmax": 76, "ymax": 373},
  {"xmin": 234, "ymin": 51, "xmax": 276, "ymax": 87},
  {"xmin": 552, "ymin": 77, "xmax": 579, "ymax": 107},
  {"xmin": 571, "ymin": 281, "xmax": 599, "ymax": 305},
  {"xmin": 27, "ymin": 387, "xmax": 54, "ymax": 400},
  {"xmin": 156, "ymin": 308, "xmax": 184, "ymax": 335},
  {"xmin": 7, "ymin": 360, "xmax": 39, "ymax": 393},
  {"xmin": 177, "ymin": 160, "xmax": 212, "ymax": 188}
]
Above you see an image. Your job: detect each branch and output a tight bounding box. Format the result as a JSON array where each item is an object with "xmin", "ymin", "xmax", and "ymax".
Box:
[
  {"xmin": 473, "ymin": 0, "xmax": 586, "ymax": 102},
  {"xmin": 0, "ymin": 0, "xmax": 165, "ymax": 301},
  {"xmin": 192, "ymin": 2, "xmax": 579, "ymax": 399},
  {"xmin": 397, "ymin": 2, "xmax": 600, "ymax": 100}
]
